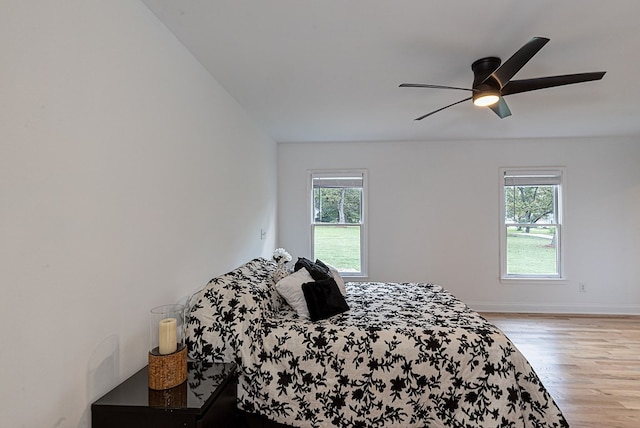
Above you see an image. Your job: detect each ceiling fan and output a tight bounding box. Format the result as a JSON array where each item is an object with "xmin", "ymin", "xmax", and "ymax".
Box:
[{"xmin": 400, "ymin": 37, "xmax": 606, "ymax": 120}]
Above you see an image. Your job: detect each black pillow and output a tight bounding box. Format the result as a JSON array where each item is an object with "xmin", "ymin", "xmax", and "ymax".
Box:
[
  {"xmin": 301, "ymin": 278, "xmax": 350, "ymax": 322},
  {"xmin": 314, "ymin": 259, "xmax": 333, "ymax": 277},
  {"xmin": 294, "ymin": 257, "xmax": 332, "ymax": 281}
]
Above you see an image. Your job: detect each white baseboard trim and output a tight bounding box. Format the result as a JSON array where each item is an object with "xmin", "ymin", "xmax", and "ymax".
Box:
[{"xmin": 467, "ymin": 301, "xmax": 640, "ymax": 315}]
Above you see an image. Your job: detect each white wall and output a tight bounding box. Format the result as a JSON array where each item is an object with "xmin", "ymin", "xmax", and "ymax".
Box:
[
  {"xmin": 0, "ymin": 1, "xmax": 277, "ymax": 427},
  {"xmin": 278, "ymin": 138, "xmax": 640, "ymax": 314}
]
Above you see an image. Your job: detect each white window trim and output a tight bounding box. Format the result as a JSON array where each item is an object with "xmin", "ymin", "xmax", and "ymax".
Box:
[
  {"xmin": 308, "ymin": 169, "xmax": 368, "ymax": 279},
  {"xmin": 499, "ymin": 166, "xmax": 567, "ymax": 282}
]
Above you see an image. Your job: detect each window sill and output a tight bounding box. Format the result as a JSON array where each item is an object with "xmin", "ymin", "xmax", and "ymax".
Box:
[
  {"xmin": 341, "ymin": 275, "xmax": 367, "ymax": 282},
  {"xmin": 500, "ymin": 277, "xmax": 568, "ymax": 285}
]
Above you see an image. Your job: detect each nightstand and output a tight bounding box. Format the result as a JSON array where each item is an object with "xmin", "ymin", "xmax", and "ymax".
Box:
[{"xmin": 92, "ymin": 361, "xmax": 237, "ymax": 428}]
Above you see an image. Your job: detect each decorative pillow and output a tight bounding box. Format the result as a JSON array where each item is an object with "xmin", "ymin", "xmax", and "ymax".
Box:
[
  {"xmin": 301, "ymin": 278, "xmax": 350, "ymax": 321},
  {"xmin": 316, "ymin": 259, "xmax": 346, "ymax": 296},
  {"xmin": 275, "ymin": 268, "xmax": 315, "ymax": 319},
  {"xmin": 294, "ymin": 257, "xmax": 332, "ymax": 281},
  {"xmin": 271, "ymin": 266, "xmax": 291, "ymax": 284}
]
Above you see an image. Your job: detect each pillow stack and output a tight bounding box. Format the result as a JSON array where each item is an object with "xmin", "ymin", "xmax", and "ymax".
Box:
[{"xmin": 275, "ymin": 257, "xmax": 349, "ymax": 321}]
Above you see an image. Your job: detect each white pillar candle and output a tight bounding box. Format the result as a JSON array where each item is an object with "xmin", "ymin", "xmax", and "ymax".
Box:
[{"xmin": 158, "ymin": 317, "xmax": 177, "ymax": 355}]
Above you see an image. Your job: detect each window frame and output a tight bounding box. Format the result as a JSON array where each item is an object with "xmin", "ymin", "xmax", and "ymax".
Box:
[
  {"xmin": 309, "ymin": 169, "xmax": 368, "ymax": 278},
  {"xmin": 499, "ymin": 167, "xmax": 566, "ymax": 282}
]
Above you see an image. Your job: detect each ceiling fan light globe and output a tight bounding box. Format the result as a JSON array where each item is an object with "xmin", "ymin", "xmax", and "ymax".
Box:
[{"xmin": 473, "ymin": 93, "xmax": 500, "ymax": 107}]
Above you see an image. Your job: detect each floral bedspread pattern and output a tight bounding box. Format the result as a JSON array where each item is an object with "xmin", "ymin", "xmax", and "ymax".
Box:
[{"xmin": 186, "ymin": 258, "xmax": 568, "ymax": 428}]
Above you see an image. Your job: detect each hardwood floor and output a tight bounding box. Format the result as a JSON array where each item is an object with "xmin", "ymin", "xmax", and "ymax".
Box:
[{"xmin": 482, "ymin": 313, "xmax": 640, "ymax": 428}]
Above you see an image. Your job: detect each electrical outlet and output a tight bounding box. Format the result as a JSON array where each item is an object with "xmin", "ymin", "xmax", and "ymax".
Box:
[{"xmin": 578, "ymin": 283, "xmax": 587, "ymax": 293}]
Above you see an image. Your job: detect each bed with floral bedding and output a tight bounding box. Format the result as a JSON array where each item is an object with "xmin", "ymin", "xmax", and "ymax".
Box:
[{"xmin": 185, "ymin": 257, "xmax": 568, "ymax": 428}]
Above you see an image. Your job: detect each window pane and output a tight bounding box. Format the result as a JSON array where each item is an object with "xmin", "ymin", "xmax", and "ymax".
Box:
[
  {"xmin": 506, "ymin": 225, "xmax": 558, "ymax": 275},
  {"xmin": 313, "ymin": 187, "xmax": 362, "ymax": 224},
  {"xmin": 313, "ymin": 174, "xmax": 363, "ymax": 225},
  {"xmin": 313, "ymin": 225, "xmax": 361, "ymax": 273},
  {"xmin": 504, "ymin": 185, "xmax": 557, "ymax": 224}
]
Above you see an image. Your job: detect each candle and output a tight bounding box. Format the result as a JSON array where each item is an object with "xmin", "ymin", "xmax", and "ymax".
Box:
[{"xmin": 158, "ymin": 317, "xmax": 177, "ymax": 355}]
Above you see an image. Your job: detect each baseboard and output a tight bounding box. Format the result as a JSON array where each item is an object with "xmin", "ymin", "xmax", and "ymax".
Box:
[{"xmin": 467, "ymin": 301, "xmax": 640, "ymax": 315}]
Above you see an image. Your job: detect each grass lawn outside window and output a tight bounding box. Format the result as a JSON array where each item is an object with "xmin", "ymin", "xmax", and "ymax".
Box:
[
  {"xmin": 506, "ymin": 226, "xmax": 557, "ymax": 275},
  {"xmin": 313, "ymin": 226, "xmax": 361, "ymax": 273}
]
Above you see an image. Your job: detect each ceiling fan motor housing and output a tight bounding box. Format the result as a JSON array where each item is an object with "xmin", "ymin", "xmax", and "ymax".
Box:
[
  {"xmin": 471, "ymin": 57, "xmax": 502, "ymax": 106},
  {"xmin": 471, "ymin": 57, "xmax": 502, "ymax": 88}
]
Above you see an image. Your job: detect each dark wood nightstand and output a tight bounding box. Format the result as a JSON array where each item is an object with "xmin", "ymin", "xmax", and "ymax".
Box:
[{"xmin": 92, "ymin": 361, "xmax": 237, "ymax": 428}]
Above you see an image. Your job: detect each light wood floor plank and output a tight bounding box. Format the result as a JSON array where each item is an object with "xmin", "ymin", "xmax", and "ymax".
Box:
[{"xmin": 482, "ymin": 313, "xmax": 640, "ymax": 428}]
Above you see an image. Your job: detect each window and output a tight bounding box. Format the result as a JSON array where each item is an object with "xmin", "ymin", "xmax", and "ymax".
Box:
[
  {"xmin": 310, "ymin": 170, "xmax": 367, "ymax": 277},
  {"xmin": 500, "ymin": 168, "xmax": 564, "ymax": 280}
]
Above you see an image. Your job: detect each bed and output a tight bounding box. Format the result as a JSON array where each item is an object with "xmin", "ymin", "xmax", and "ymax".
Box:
[{"xmin": 186, "ymin": 257, "xmax": 568, "ymax": 428}]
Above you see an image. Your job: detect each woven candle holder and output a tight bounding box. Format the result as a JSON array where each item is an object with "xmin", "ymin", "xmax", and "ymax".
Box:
[{"xmin": 148, "ymin": 345, "xmax": 187, "ymax": 390}]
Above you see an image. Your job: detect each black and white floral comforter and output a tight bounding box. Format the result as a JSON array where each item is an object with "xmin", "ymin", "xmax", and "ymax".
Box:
[{"xmin": 186, "ymin": 258, "xmax": 568, "ymax": 428}]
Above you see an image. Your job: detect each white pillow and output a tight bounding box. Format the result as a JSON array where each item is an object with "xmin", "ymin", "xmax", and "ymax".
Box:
[
  {"xmin": 327, "ymin": 264, "xmax": 346, "ymax": 296},
  {"xmin": 275, "ymin": 268, "xmax": 314, "ymax": 319}
]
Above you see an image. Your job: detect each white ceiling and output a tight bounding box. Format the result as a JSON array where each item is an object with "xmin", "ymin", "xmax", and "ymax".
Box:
[{"xmin": 142, "ymin": 0, "xmax": 640, "ymax": 143}]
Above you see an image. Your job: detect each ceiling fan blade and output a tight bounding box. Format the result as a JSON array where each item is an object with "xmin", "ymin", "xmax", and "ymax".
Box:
[
  {"xmin": 488, "ymin": 37, "xmax": 550, "ymax": 88},
  {"xmin": 501, "ymin": 72, "xmax": 606, "ymax": 96},
  {"xmin": 414, "ymin": 97, "xmax": 471, "ymax": 120},
  {"xmin": 488, "ymin": 97, "xmax": 512, "ymax": 119},
  {"xmin": 400, "ymin": 83, "xmax": 474, "ymax": 92}
]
